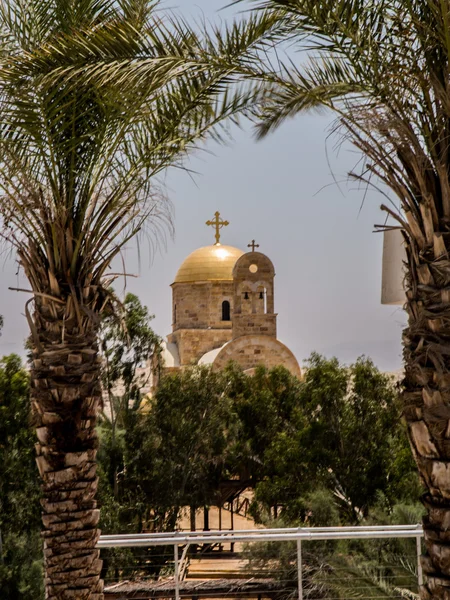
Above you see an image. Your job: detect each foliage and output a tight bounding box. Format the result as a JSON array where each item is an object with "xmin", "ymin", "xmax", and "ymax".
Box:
[
  {"xmin": 301, "ymin": 354, "xmax": 415, "ymax": 520},
  {"xmin": 98, "ymin": 292, "xmax": 161, "ymax": 500},
  {"xmin": 245, "ymin": 498, "xmax": 423, "ymax": 600},
  {"xmin": 0, "ymin": 531, "xmax": 44, "ymax": 600},
  {"xmin": 126, "ymin": 366, "xmax": 236, "ymax": 529},
  {"xmin": 311, "ymin": 497, "xmax": 423, "ymax": 598},
  {"xmin": 227, "ymin": 363, "xmax": 306, "ymax": 483},
  {"xmin": 98, "ymin": 363, "xmax": 236, "ymax": 582},
  {"xmin": 0, "ymin": 354, "xmax": 43, "ymax": 599},
  {"xmin": 240, "ymin": 356, "xmax": 418, "ymax": 523},
  {"xmin": 97, "ymin": 293, "xmax": 162, "ymax": 582},
  {"xmin": 98, "ymin": 348, "xmax": 418, "ymax": 531},
  {"xmin": 100, "ymin": 293, "xmax": 161, "ymax": 410},
  {"xmin": 0, "ymin": 0, "xmax": 263, "ymax": 312}
]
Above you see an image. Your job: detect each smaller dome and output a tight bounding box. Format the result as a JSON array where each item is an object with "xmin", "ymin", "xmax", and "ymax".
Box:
[{"xmin": 173, "ymin": 244, "xmax": 244, "ymax": 284}]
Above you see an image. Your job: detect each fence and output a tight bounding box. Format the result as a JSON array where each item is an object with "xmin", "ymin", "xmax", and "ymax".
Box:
[{"xmin": 98, "ymin": 524, "xmax": 424, "ymax": 599}]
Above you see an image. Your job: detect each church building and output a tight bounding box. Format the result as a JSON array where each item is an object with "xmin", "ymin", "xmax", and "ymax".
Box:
[{"xmin": 159, "ymin": 212, "xmax": 301, "ymax": 378}]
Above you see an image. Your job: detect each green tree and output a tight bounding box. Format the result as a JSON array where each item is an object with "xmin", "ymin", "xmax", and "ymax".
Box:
[
  {"xmin": 98, "ymin": 292, "xmax": 160, "ymax": 499},
  {"xmin": 96, "ymin": 293, "xmax": 162, "ymax": 584},
  {"xmin": 0, "ymin": 1, "xmax": 252, "ymax": 596},
  {"xmin": 0, "ymin": 354, "xmax": 43, "ymax": 599},
  {"xmin": 245, "ymin": 357, "xmax": 417, "ymax": 523},
  {"xmin": 126, "ymin": 366, "xmax": 236, "ymax": 531},
  {"xmin": 301, "ymin": 355, "xmax": 416, "ymax": 521},
  {"xmin": 231, "ymin": 365, "xmax": 303, "ymax": 466},
  {"xmin": 227, "ymin": 364, "xmax": 308, "ymax": 514}
]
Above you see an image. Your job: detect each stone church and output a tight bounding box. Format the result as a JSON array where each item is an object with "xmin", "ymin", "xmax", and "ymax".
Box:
[{"xmin": 158, "ymin": 212, "xmax": 301, "ymax": 378}]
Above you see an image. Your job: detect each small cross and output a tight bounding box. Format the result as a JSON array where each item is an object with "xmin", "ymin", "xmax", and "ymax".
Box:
[
  {"xmin": 248, "ymin": 240, "xmax": 259, "ymax": 252},
  {"xmin": 206, "ymin": 211, "xmax": 229, "ymax": 245}
]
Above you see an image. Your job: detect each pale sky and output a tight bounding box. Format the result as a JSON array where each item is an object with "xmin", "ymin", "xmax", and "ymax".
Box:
[{"xmin": 0, "ymin": 0, "xmax": 407, "ymax": 372}]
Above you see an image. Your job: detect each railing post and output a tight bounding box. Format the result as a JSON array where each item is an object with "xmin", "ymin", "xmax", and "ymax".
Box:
[
  {"xmin": 297, "ymin": 539, "xmax": 303, "ymax": 600},
  {"xmin": 174, "ymin": 543, "xmax": 180, "ymax": 600},
  {"xmin": 416, "ymin": 534, "xmax": 423, "ymax": 588}
]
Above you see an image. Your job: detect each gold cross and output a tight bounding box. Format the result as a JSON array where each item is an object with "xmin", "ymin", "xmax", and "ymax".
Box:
[
  {"xmin": 206, "ymin": 211, "xmax": 229, "ymax": 245},
  {"xmin": 248, "ymin": 239, "xmax": 259, "ymax": 252}
]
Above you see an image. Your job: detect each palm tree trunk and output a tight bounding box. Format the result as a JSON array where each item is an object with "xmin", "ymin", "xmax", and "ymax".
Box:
[
  {"xmin": 31, "ymin": 299, "xmax": 103, "ymax": 600},
  {"xmin": 403, "ymin": 235, "xmax": 450, "ymax": 599}
]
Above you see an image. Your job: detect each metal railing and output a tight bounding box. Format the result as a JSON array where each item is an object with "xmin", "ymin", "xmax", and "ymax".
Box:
[{"xmin": 98, "ymin": 524, "xmax": 424, "ymax": 600}]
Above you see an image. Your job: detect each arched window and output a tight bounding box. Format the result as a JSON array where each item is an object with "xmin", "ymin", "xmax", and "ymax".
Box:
[{"xmin": 222, "ymin": 300, "xmax": 231, "ymax": 321}]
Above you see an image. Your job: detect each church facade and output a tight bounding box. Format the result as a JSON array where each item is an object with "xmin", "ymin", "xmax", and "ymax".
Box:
[{"xmin": 159, "ymin": 213, "xmax": 301, "ymax": 378}]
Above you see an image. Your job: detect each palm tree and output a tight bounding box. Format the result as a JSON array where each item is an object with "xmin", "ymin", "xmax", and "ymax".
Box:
[
  {"xmin": 200, "ymin": 0, "xmax": 450, "ymax": 596},
  {"xmin": 0, "ymin": 1, "xmax": 257, "ymax": 598}
]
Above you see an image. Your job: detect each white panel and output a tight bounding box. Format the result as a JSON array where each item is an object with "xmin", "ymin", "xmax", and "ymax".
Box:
[{"xmin": 381, "ymin": 229, "xmax": 406, "ymax": 306}]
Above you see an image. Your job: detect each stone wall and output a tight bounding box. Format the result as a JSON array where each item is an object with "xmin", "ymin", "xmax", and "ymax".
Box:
[
  {"xmin": 172, "ymin": 281, "xmax": 234, "ymax": 331},
  {"xmin": 168, "ymin": 328, "xmax": 232, "ymax": 366},
  {"xmin": 232, "ymin": 313, "xmax": 277, "ymax": 338},
  {"xmin": 212, "ymin": 334, "xmax": 301, "ymax": 378}
]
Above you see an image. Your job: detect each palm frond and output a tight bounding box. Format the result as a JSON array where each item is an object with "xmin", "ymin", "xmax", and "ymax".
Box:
[{"xmin": 0, "ymin": 0, "xmax": 264, "ymax": 315}]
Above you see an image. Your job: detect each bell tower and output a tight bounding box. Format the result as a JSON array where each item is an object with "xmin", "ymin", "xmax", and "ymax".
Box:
[{"xmin": 232, "ymin": 245, "xmax": 277, "ymax": 339}]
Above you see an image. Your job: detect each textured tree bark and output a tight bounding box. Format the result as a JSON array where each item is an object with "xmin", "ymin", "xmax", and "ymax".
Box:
[
  {"xmin": 31, "ymin": 298, "xmax": 104, "ymax": 600},
  {"xmin": 403, "ymin": 233, "xmax": 450, "ymax": 599}
]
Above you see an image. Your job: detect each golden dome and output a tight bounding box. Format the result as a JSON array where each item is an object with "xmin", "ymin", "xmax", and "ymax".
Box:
[{"xmin": 173, "ymin": 244, "xmax": 244, "ymax": 284}]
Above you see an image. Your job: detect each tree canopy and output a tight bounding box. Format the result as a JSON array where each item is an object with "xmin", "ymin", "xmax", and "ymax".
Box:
[
  {"xmin": 254, "ymin": 354, "xmax": 417, "ymax": 522},
  {"xmin": 97, "ymin": 346, "xmax": 419, "ymax": 530},
  {"xmin": 0, "ymin": 354, "xmax": 42, "ymax": 600}
]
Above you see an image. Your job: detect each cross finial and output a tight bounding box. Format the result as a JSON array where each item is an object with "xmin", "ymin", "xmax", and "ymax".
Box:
[
  {"xmin": 248, "ymin": 239, "xmax": 259, "ymax": 252},
  {"xmin": 206, "ymin": 211, "xmax": 229, "ymax": 245}
]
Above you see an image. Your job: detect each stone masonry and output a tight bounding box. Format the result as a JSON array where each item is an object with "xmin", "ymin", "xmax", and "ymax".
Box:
[
  {"xmin": 170, "ymin": 280, "xmax": 234, "ymax": 365},
  {"xmin": 213, "ymin": 335, "xmax": 301, "ymax": 378}
]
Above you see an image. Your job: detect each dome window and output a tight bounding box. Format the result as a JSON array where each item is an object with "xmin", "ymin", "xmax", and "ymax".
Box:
[{"xmin": 222, "ymin": 300, "xmax": 231, "ymax": 321}]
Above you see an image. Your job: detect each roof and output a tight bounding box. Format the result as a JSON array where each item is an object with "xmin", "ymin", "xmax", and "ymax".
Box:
[
  {"xmin": 173, "ymin": 244, "xmax": 244, "ymax": 284},
  {"xmin": 198, "ymin": 343, "xmax": 228, "ymax": 365}
]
